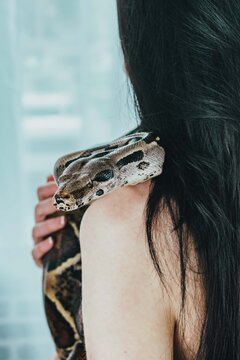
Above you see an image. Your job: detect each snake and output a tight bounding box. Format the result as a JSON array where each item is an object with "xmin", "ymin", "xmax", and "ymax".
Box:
[{"xmin": 42, "ymin": 129, "xmax": 165, "ymax": 360}]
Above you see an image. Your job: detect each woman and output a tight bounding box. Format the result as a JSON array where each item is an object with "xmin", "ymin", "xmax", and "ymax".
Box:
[{"xmin": 32, "ymin": 1, "xmax": 240, "ymax": 359}]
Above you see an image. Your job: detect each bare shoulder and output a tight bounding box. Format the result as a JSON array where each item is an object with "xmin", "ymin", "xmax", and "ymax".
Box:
[
  {"xmin": 80, "ymin": 178, "xmax": 179, "ymax": 288},
  {"xmin": 80, "ymin": 179, "xmax": 179, "ymax": 272},
  {"xmin": 80, "ymin": 180, "xmax": 153, "ymax": 271},
  {"xmin": 81, "ymin": 180, "xmax": 151, "ymax": 230}
]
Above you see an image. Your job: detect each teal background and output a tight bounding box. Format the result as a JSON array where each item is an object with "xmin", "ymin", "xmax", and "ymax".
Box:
[{"xmin": 0, "ymin": 1, "xmax": 136, "ymax": 359}]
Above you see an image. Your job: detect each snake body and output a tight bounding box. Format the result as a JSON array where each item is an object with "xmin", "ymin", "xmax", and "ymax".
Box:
[{"xmin": 42, "ymin": 131, "xmax": 165, "ymax": 359}]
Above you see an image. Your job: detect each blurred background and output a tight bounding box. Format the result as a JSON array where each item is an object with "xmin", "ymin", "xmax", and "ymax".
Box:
[{"xmin": 0, "ymin": 0, "xmax": 136, "ymax": 359}]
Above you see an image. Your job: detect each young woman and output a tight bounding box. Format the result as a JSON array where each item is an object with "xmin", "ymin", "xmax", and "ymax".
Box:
[{"xmin": 32, "ymin": 1, "xmax": 240, "ymax": 359}]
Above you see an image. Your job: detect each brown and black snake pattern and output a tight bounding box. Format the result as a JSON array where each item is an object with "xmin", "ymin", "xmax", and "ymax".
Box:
[
  {"xmin": 43, "ymin": 209, "xmax": 87, "ymax": 359},
  {"xmin": 42, "ymin": 129, "xmax": 165, "ymax": 359}
]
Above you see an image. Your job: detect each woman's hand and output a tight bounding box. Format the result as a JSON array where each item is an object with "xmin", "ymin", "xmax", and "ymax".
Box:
[{"xmin": 31, "ymin": 174, "xmax": 67, "ymax": 267}]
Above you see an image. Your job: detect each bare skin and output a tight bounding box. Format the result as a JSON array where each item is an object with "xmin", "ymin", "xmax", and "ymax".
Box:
[
  {"xmin": 80, "ymin": 181, "xmax": 175, "ymax": 359},
  {"xmin": 80, "ymin": 181, "xmax": 204, "ymax": 359}
]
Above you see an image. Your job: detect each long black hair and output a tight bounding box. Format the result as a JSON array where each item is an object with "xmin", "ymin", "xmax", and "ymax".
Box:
[{"xmin": 117, "ymin": 1, "xmax": 240, "ymax": 359}]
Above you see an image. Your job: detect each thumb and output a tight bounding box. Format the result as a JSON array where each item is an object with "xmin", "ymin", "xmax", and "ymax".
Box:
[{"xmin": 46, "ymin": 174, "xmax": 54, "ymax": 182}]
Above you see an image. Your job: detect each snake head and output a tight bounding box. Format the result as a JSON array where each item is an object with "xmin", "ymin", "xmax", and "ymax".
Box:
[{"xmin": 53, "ymin": 157, "xmax": 119, "ymax": 211}]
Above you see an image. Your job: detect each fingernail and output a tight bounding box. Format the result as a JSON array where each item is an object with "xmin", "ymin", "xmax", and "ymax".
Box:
[
  {"xmin": 60, "ymin": 216, "xmax": 65, "ymax": 226},
  {"xmin": 47, "ymin": 237, "xmax": 53, "ymax": 245}
]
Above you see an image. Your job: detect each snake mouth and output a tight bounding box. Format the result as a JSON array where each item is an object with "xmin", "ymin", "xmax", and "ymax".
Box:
[
  {"xmin": 53, "ymin": 199, "xmax": 79, "ymax": 212},
  {"xmin": 53, "ymin": 192, "xmax": 78, "ymax": 212}
]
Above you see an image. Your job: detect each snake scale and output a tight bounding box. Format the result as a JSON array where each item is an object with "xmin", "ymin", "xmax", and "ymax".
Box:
[{"xmin": 42, "ymin": 129, "xmax": 165, "ymax": 359}]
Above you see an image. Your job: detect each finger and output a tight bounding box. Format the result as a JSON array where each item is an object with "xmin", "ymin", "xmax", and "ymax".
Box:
[
  {"xmin": 47, "ymin": 174, "xmax": 54, "ymax": 182},
  {"xmin": 37, "ymin": 182, "xmax": 58, "ymax": 201},
  {"xmin": 32, "ymin": 216, "xmax": 66, "ymax": 241},
  {"xmin": 35, "ymin": 197, "xmax": 58, "ymax": 223},
  {"xmin": 31, "ymin": 237, "xmax": 54, "ymax": 267},
  {"xmin": 33, "ymin": 236, "xmax": 44, "ymax": 245},
  {"xmin": 31, "ymin": 238, "xmax": 53, "ymax": 267}
]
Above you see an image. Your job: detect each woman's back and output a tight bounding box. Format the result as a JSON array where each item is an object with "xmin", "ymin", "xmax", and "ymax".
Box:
[
  {"xmin": 137, "ymin": 182, "xmax": 206, "ymax": 360},
  {"xmin": 80, "ymin": 180, "xmax": 205, "ymax": 359}
]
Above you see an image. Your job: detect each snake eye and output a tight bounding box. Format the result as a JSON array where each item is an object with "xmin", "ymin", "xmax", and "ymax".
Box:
[
  {"xmin": 93, "ymin": 169, "xmax": 114, "ymax": 182},
  {"xmin": 59, "ymin": 174, "xmax": 70, "ymax": 182}
]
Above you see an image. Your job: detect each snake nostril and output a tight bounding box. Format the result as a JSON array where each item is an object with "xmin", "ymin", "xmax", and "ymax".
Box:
[{"xmin": 55, "ymin": 192, "xmax": 71, "ymax": 203}]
